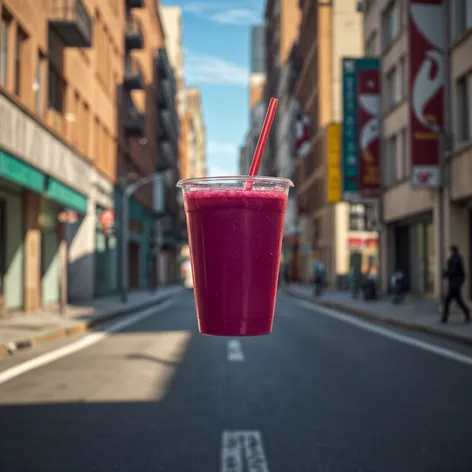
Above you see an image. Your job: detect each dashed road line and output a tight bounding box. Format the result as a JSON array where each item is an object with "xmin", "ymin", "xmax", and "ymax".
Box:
[
  {"xmin": 221, "ymin": 431, "xmax": 269, "ymax": 472},
  {"xmin": 227, "ymin": 340, "xmax": 245, "ymax": 362}
]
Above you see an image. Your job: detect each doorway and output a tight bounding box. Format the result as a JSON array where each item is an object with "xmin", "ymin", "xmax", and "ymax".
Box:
[
  {"xmin": 41, "ymin": 230, "xmax": 60, "ymax": 306},
  {"xmin": 395, "ymin": 225, "xmax": 410, "ymax": 291},
  {"xmin": 128, "ymin": 242, "xmax": 140, "ymax": 289},
  {"xmin": 0, "ymin": 199, "xmax": 5, "ymax": 310}
]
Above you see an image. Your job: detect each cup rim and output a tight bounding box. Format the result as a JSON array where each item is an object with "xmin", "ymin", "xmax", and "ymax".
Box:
[{"xmin": 176, "ymin": 175, "xmax": 294, "ymax": 188}]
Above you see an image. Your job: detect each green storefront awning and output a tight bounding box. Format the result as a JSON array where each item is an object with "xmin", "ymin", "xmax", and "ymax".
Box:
[
  {"xmin": 46, "ymin": 177, "xmax": 88, "ymax": 213},
  {"xmin": 0, "ymin": 150, "xmax": 45, "ymax": 193}
]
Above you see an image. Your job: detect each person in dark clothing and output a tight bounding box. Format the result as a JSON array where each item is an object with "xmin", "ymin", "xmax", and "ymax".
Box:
[{"xmin": 442, "ymin": 245, "xmax": 470, "ymax": 323}]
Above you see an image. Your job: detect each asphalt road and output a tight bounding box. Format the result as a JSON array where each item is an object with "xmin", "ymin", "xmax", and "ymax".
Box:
[{"xmin": 1, "ymin": 289, "xmax": 472, "ymax": 471}]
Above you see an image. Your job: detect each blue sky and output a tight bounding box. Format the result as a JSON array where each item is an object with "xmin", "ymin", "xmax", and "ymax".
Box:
[{"xmin": 161, "ymin": 0, "xmax": 265, "ymax": 176}]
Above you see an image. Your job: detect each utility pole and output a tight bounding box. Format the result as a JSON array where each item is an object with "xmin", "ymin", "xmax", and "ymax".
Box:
[{"xmin": 120, "ymin": 173, "xmax": 163, "ymax": 303}]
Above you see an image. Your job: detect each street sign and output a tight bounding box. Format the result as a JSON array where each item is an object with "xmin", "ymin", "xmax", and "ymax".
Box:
[
  {"xmin": 99, "ymin": 209, "xmax": 114, "ymax": 232},
  {"xmin": 57, "ymin": 210, "xmax": 78, "ymax": 224}
]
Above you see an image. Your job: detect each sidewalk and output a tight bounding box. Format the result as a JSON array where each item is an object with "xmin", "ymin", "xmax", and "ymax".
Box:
[
  {"xmin": 285, "ymin": 284, "xmax": 472, "ymax": 346},
  {"xmin": 0, "ymin": 285, "xmax": 184, "ymax": 357}
]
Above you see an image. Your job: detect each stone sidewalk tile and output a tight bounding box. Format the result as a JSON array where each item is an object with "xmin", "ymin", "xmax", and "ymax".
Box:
[
  {"xmin": 284, "ymin": 284, "xmax": 472, "ymax": 347},
  {"xmin": 0, "ymin": 285, "xmax": 185, "ymax": 357}
]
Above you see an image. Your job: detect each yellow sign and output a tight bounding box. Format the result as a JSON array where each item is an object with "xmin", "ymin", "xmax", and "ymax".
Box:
[{"xmin": 326, "ymin": 123, "xmax": 342, "ymax": 203}]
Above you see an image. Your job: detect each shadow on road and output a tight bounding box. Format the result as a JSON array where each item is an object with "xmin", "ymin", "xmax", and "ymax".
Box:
[{"xmin": 0, "ymin": 292, "xmax": 224, "ymax": 472}]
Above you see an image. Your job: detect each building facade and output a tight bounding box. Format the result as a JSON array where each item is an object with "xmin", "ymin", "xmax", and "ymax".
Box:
[
  {"xmin": 264, "ymin": 0, "xmax": 300, "ymax": 176},
  {"xmin": 0, "ymin": 0, "xmax": 180, "ymax": 315},
  {"xmin": 250, "ymin": 25, "xmax": 266, "ymax": 111},
  {"xmin": 364, "ymin": 0, "xmax": 472, "ymax": 300},
  {"xmin": 276, "ymin": 43, "xmax": 302, "ymax": 280},
  {"xmin": 0, "ymin": 0, "xmax": 121, "ymax": 311},
  {"xmin": 294, "ymin": 0, "xmax": 378, "ymax": 285},
  {"xmin": 184, "ymin": 87, "xmax": 206, "ymax": 179}
]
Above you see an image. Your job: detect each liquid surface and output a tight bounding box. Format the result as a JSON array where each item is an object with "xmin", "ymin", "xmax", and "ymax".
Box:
[{"xmin": 184, "ymin": 189, "xmax": 287, "ymax": 336}]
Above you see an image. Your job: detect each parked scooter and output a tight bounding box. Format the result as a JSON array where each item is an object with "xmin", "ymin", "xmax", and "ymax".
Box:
[
  {"xmin": 362, "ymin": 273, "xmax": 378, "ymax": 300},
  {"xmin": 390, "ymin": 270, "xmax": 405, "ymax": 304}
]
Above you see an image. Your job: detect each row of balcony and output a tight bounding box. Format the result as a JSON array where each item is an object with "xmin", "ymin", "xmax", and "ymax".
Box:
[
  {"xmin": 123, "ymin": 106, "xmax": 176, "ymax": 173},
  {"xmin": 49, "ymin": 0, "xmax": 144, "ymax": 48}
]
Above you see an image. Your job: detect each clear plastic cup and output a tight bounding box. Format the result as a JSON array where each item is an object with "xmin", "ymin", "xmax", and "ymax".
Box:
[{"xmin": 177, "ymin": 176, "xmax": 294, "ymax": 336}]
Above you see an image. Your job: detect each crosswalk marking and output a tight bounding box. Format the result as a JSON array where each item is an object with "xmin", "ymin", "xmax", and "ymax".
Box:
[{"xmin": 221, "ymin": 431, "xmax": 269, "ymax": 472}]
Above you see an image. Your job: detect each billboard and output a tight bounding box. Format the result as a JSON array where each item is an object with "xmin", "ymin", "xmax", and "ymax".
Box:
[
  {"xmin": 409, "ymin": 0, "xmax": 444, "ymax": 188},
  {"xmin": 326, "ymin": 123, "xmax": 342, "ymax": 203},
  {"xmin": 357, "ymin": 59, "xmax": 381, "ymax": 195},
  {"xmin": 341, "ymin": 57, "xmax": 381, "ymax": 199},
  {"xmin": 341, "ymin": 58, "xmax": 359, "ymax": 200}
]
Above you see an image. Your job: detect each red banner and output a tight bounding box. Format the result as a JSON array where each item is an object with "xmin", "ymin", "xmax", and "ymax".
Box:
[
  {"xmin": 357, "ymin": 67, "xmax": 380, "ymax": 194},
  {"xmin": 409, "ymin": 0, "xmax": 444, "ymax": 187}
]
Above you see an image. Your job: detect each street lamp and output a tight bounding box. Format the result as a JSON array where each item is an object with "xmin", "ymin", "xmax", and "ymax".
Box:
[{"xmin": 120, "ymin": 172, "xmax": 165, "ymax": 302}]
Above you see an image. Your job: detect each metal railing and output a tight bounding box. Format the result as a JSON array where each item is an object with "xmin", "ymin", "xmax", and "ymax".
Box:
[
  {"xmin": 125, "ymin": 55, "xmax": 143, "ymax": 78},
  {"xmin": 124, "ymin": 105, "xmax": 144, "ymax": 132},
  {"xmin": 126, "ymin": 15, "xmax": 143, "ymax": 36},
  {"xmin": 51, "ymin": 0, "xmax": 92, "ymax": 39}
]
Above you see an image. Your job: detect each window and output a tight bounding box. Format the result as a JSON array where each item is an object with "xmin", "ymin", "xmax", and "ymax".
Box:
[
  {"xmin": 454, "ymin": 0, "xmax": 472, "ymax": 39},
  {"xmin": 365, "ymin": 32, "xmax": 377, "ymax": 56},
  {"xmin": 399, "ymin": 56, "xmax": 406, "ymax": 99},
  {"xmin": 48, "ymin": 65, "xmax": 64, "ymax": 112},
  {"xmin": 365, "ymin": 0, "xmax": 375, "ymax": 12},
  {"xmin": 382, "ymin": 1, "xmax": 400, "ymax": 50},
  {"xmin": 383, "ymin": 135, "xmax": 397, "ymax": 187},
  {"xmin": 14, "ymin": 28, "xmax": 26, "ymax": 96},
  {"xmin": 94, "ymin": 116, "xmax": 100, "ymax": 162},
  {"xmin": 456, "ymin": 73, "xmax": 472, "ymax": 143},
  {"xmin": 400, "ymin": 128, "xmax": 408, "ymax": 178},
  {"xmin": 82, "ymin": 102, "xmax": 90, "ymax": 156},
  {"xmin": 385, "ymin": 66, "xmax": 401, "ymax": 110},
  {"xmin": 349, "ymin": 204, "xmax": 366, "ymax": 232},
  {"xmin": 34, "ymin": 53, "xmax": 44, "ymax": 115},
  {"xmin": 0, "ymin": 17, "xmax": 9, "ymax": 86},
  {"xmin": 0, "ymin": 199, "xmax": 5, "ymax": 302}
]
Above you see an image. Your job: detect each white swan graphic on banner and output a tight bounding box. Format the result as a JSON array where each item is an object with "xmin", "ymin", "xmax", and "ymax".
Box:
[
  {"xmin": 411, "ymin": 3, "xmax": 444, "ymax": 131},
  {"xmin": 358, "ymin": 94, "xmax": 379, "ymax": 157}
]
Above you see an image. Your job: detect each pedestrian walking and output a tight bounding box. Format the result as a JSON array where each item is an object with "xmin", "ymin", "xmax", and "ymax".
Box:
[
  {"xmin": 313, "ymin": 259, "xmax": 325, "ymax": 297},
  {"xmin": 442, "ymin": 245, "xmax": 470, "ymax": 324}
]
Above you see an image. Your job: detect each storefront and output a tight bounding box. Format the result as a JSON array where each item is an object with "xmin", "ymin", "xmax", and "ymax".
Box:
[
  {"xmin": 0, "ymin": 92, "xmax": 92, "ymax": 310},
  {"xmin": 115, "ymin": 188, "xmax": 154, "ymax": 291},
  {"xmin": 390, "ymin": 213, "xmax": 435, "ymax": 295},
  {"xmin": 0, "ymin": 180, "xmax": 26, "ymax": 312},
  {"xmin": 347, "ymin": 237, "xmax": 378, "ymax": 274},
  {"xmin": 0, "ymin": 149, "xmax": 45, "ymax": 313}
]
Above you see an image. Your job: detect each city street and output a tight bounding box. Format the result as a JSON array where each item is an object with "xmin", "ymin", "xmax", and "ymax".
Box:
[{"xmin": 1, "ymin": 290, "xmax": 472, "ymax": 471}]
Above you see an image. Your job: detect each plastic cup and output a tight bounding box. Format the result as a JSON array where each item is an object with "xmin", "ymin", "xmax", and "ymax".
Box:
[{"xmin": 177, "ymin": 176, "xmax": 293, "ymax": 336}]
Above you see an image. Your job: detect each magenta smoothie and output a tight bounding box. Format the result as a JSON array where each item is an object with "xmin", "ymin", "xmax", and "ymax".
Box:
[{"xmin": 184, "ymin": 188, "xmax": 287, "ymax": 336}]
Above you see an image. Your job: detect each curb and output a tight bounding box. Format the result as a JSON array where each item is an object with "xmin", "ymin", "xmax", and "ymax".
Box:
[
  {"xmin": 284, "ymin": 289, "xmax": 472, "ymax": 348},
  {"xmin": 0, "ymin": 290, "xmax": 182, "ymax": 358}
]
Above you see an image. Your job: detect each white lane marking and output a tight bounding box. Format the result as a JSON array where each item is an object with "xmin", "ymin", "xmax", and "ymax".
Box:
[
  {"xmin": 221, "ymin": 431, "xmax": 269, "ymax": 472},
  {"xmin": 0, "ymin": 298, "xmax": 177, "ymax": 385},
  {"xmin": 295, "ymin": 299, "xmax": 472, "ymax": 367},
  {"xmin": 227, "ymin": 340, "xmax": 245, "ymax": 362}
]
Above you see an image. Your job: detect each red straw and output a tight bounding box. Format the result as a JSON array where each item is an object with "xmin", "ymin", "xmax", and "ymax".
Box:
[{"xmin": 248, "ymin": 97, "xmax": 279, "ymax": 178}]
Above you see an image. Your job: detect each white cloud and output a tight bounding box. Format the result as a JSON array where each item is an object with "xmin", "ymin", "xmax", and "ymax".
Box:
[
  {"xmin": 207, "ymin": 165, "xmax": 237, "ymax": 177},
  {"xmin": 179, "ymin": 1, "xmax": 263, "ymax": 26},
  {"xmin": 185, "ymin": 50, "xmax": 249, "ymax": 86},
  {"xmin": 209, "ymin": 9, "xmax": 261, "ymax": 25},
  {"xmin": 207, "ymin": 142, "xmax": 240, "ymax": 176},
  {"xmin": 208, "ymin": 142, "xmax": 240, "ymax": 157}
]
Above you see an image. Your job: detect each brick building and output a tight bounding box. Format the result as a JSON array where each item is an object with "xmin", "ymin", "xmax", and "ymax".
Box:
[
  {"xmin": 293, "ymin": 0, "xmax": 378, "ymax": 284},
  {"xmin": 263, "ymin": 0, "xmax": 300, "ymax": 176},
  {"xmin": 0, "ymin": 0, "xmax": 180, "ymax": 314}
]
